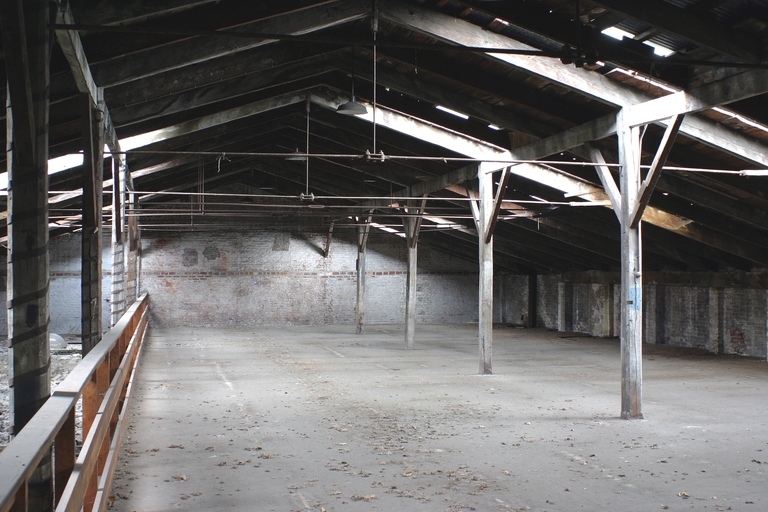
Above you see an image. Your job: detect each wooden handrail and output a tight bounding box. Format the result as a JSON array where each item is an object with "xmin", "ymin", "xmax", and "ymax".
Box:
[{"xmin": 0, "ymin": 293, "xmax": 149, "ymax": 512}]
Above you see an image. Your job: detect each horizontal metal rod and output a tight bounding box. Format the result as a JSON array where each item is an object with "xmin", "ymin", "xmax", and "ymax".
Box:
[
  {"xmin": 128, "ymin": 190, "xmax": 605, "ymax": 206},
  {"xmin": 124, "ymin": 211, "xmax": 478, "ymax": 219},
  {"xmin": 108, "ymin": 149, "xmax": 623, "ymax": 168}
]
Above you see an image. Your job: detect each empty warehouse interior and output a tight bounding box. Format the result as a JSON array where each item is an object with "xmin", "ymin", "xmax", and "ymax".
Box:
[{"xmin": 1, "ymin": 0, "xmax": 768, "ymax": 510}]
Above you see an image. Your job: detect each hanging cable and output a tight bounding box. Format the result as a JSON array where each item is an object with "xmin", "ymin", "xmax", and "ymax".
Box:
[
  {"xmin": 305, "ymin": 93, "xmax": 311, "ymax": 196},
  {"xmin": 372, "ymin": 0, "xmax": 379, "ymax": 155}
]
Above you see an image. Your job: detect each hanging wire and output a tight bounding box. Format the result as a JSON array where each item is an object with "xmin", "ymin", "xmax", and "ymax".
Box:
[
  {"xmin": 372, "ymin": 0, "xmax": 379, "ymax": 155},
  {"xmin": 305, "ymin": 93, "xmax": 311, "ymax": 196}
]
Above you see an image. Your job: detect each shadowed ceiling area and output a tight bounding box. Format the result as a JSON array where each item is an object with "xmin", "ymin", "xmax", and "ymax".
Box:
[{"xmin": 3, "ymin": 0, "xmax": 768, "ymax": 273}]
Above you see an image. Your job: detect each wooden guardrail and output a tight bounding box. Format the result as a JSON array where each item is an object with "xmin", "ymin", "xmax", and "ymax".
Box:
[{"xmin": 0, "ymin": 293, "xmax": 149, "ymax": 512}]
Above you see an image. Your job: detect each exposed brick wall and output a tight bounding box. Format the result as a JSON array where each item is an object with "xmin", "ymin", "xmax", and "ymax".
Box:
[
  {"xmin": 651, "ymin": 286, "xmax": 713, "ymax": 349},
  {"xmin": 527, "ymin": 272, "xmax": 767, "ymax": 358},
  {"xmin": 499, "ymin": 274, "xmax": 529, "ymax": 326},
  {"xmin": 0, "ymin": 233, "xmax": 113, "ymax": 336},
  {"xmin": 140, "ymin": 229, "xmax": 480, "ymax": 328},
  {"xmin": 536, "ymin": 274, "xmax": 560, "ymax": 329},
  {"xmin": 571, "ymin": 283, "xmax": 613, "ymax": 337},
  {"xmin": 721, "ymin": 288, "xmax": 766, "ymax": 357}
]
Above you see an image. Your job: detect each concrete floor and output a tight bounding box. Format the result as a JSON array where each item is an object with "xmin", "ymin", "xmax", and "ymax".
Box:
[{"xmin": 110, "ymin": 325, "xmax": 768, "ymax": 511}]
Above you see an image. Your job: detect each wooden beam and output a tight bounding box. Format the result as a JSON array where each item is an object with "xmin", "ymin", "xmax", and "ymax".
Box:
[
  {"xmin": 323, "ymin": 222, "xmax": 334, "ymax": 258},
  {"xmin": 484, "ymin": 167, "xmax": 511, "ymax": 244},
  {"xmin": 617, "ymin": 110, "xmax": 643, "ymax": 419},
  {"xmin": 81, "ymin": 94, "xmax": 104, "ymax": 356},
  {"xmin": 3, "ymin": 0, "xmax": 53, "ymax": 507},
  {"xmin": 350, "ymin": 55, "xmax": 556, "ymax": 137},
  {"xmin": 630, "ymin": 114, "xmax": 684, "ymax": 228},
  {"xmin": 54, "ymin": 1, "xmax": 123, "ymax": 165},
  {"xmin": 110, "ymin": 54, "xmax": 341, "ymax": 127},
  {"xmin": 514, "ymin": 114, "xmax": 617, "ymax": 162},
  {"xmin": 624, "ymin": 71, "xmax": 768, "ymax": 127},
  {"xmin": 0, "ymin": 0, "xmax": 36, "ymax": 166},
  {"xmin": 402, "ymin": 194, "xmax": 427, "ymax": 349},
  {"xmin": 89, "ymin": 0, "xmax": 369, "ymax": 88},
  {"xmin": 355, "ymin": 212, "xmax": 372, "ymax": 335},
  {"xmin": 403, "ymin": 211, "xmax": 418, "ymax": 350},
  {"xmin": 313, "ymin": 88, "xmax": 766, "ymax": 264},
  {"xmin": 404, "ymin": 237, "xmax": 417, "ymax": 349},
  {"xmin": 589, "ymin": 0, "xmax": 760, "ymax": 63},
  {"xmin": 311, "ymin": 89, "xmax": 508, "ymax": 161},
  {"xmin": 121, "ymin": 91, "xmax": 307, "ymax": 148},
  {"xmin": 477, "ymin": 163, "xmax": 494, "ymax": 374},
  {"xmin": 585, "ymin": 144, "xmax": 621, "ymax": 215},
  {"xmin": 381, "ymin": 0, "xmax": 768, "ymax": 168},
  {"xmin": 77, "ymin": 0, "xmax": 220, "ymax": 26}
]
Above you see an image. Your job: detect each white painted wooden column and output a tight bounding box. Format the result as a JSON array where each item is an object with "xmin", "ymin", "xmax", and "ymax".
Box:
[
  {"xmin": 355, "ymin": 214, "xmax": 372, "ymax": 335},
  {"xmin": 110, "ymin": 158, "xmax": 127, "ymax": 326},
  {"xmin": 618, "ymin": 111, "xmax": 644, "ymax": 419},
  {"xmin": 477, "ymin": 163, "xmax": 494, "ymax": 374},
  {"xmin": 404, "ymin": 216, "xmax": 418, "ymax": 350},
  {"xmin": 355, "ymin": 242, "xmax": 367, "ymax": 335}
]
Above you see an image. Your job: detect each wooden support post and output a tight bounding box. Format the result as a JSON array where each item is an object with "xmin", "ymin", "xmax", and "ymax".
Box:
[
  {"xmin": 2, "ymin": 0, "xmax": 53, "ymax": 508},
  {"xmin": 125, "ymin": 195, "xmax": 139, "ymax": 306},
  {"xmin": 324, "ymin": 222, "xmax": 334, "ymax": 258},
  {"xmin": 618, "ymin": 110, "xmax": 644, "ymax": 419},
  {"xmin": 355, "ymin": 213, "xmax": 372, "ymax": 335},
  {"xmin": 630, "ymin": 114, "xmax": 684, "ymax": 228},
  {"xmin": 403, "ymin": 196, "xmax": 427, "ymax": 350},
  {"xmin": 54, "ymin": 408, "xmax": 76, "ymax": 503},
  {"xmin": 484, "ymin": 167, "xmax": 511, "ymax": 244},
  {"xmin": 110, "ymin": 158, "xmax": 126, "ymax": 326},
  {"xmin": 527, "ymin": 273, "xmax": 537, "ymax": 328},
  {"xmin": 404, "ymin": 238, "xmax": 417, "ymax": 349},
  {"xmin": 81, "ymin": 94, "xmax": 104, "ymax": 355},
  {"xmin": 474, "ymin": 164, "xmax": 494, "ymax": 374}
]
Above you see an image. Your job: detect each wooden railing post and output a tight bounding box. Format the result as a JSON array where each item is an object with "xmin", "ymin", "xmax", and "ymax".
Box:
[
  {"xmin": 54, "ymin": 408, "xmax": 76, "ymax": 504},
  {"xmin": 0, "ymin": 294, "xmax": 149, "ymax": 512},
  {"xmin": 9, "ymin": 486, "xmax": 26, "ymax": 512}
]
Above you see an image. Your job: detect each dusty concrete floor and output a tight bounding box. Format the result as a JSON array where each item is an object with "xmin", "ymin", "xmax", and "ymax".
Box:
[{"xmin": 110, "ymin": 325, "xmax": 768, "ymax": 511}]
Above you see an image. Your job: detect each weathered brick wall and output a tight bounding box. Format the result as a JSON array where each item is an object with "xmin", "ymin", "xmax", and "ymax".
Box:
[
  {"xmin": 499, "ymin": 274, "xmax": 529, "ymax": 326},
  {"xmin": 571, "ymin": 282, "xmax": 614, "ymax": 337},
  {"xmin": 140, "ymin": 229, "xmax": 479, "ymax": 327},
  {"xmin": 0, "ymin": 233, "xmax": 113, "ymax": 336},
  {"xmin": 536, "ymin": 274, "xmax": 560, "ymax": 329},
  {"xmin": 722, "ymin": 288, "xmax": 767, "ymax": 356},
  {"xmin": 528, "ymin": 273, "xmax": 767, "ymax": 358},
  {"xmin": 645, "ymin": 286, "xmax": 717, "ymax": 351}
]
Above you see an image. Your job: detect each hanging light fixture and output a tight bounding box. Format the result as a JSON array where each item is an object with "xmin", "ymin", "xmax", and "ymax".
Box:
[
  {"xmin": 337, "ymin": 46, "xmax": 368, "ymax": 116},
  {"xmin": 285, "ymin": 147, "xmax": 306, "ymax": 161}
]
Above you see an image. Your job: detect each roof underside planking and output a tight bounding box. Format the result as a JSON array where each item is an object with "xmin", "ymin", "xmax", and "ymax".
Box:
[{"xmin": 2, "ymin": 0, "xmax": 768, "ymax": 273}]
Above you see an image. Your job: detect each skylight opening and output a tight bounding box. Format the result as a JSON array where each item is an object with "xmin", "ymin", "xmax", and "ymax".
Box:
[
  {"xmin": 120, "ymin": 130, "xmax": 167, "ymax": 151},
  {"xmin": 49, "ymin": 153, "xmax": 85, "ymax": 174},
  {"xmin": 643, "ymin": 41, "xmax": 675, "ymax": 57},
  {"xmin": 601, "ymin": 26, "xmax": 634, "ymax": 41},
  {"xmin": 435, "ymin": 105, "xmax": 469, "ymax": 120},
  {"xmin": 602, "ymin": 26, "xmax": 674, "ymax": 57},
  {"xmin": 370, "ymin": 221, "xmax": 405, "ymax": 237}
]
